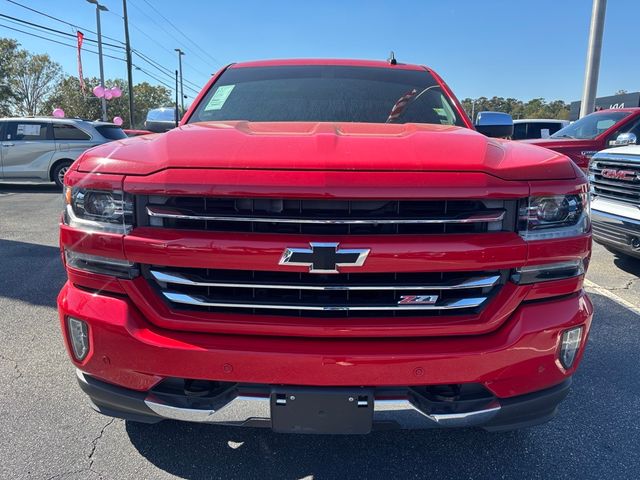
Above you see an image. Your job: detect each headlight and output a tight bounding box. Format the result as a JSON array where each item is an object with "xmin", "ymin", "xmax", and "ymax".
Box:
[
  {"xmin": 63, "ymin": 187, "xmax": 133, "ymax": 234},
  {"xmin": 518, "ymin": 193, "xmax": 589, "ymax": 241}
]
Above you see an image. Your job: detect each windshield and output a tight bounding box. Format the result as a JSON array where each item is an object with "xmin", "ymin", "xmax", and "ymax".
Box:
[
  {"xmin": 551, "ymin": 111, "xmax": 630, "ymax": 139},
  {"xmin": 188, "ymin": 65, "xmax": 466, "ymax": 126}
]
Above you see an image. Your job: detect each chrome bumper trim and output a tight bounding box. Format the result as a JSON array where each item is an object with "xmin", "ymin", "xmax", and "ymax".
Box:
[{"xmin": 136, "ymin": 386, "xmax": 501, "ymax": 429}]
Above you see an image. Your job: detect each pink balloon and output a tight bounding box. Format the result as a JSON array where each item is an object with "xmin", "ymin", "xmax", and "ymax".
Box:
[
  {"xmin": 103, "ymin": 90, "xmax": 113, "ymax": 100},
  {"xmin": 112, "ymin": 116, "xmax": 123, "ymax": 126},
  {"xmin": 111, "ymin": 86, "xmax": 122, "ymax": 98},
  {"xmin": 93, "ymin": 85, "xmax": 105, "ymax": 98},
  {"xmin": 52, "ymin": 108, "xmax": 65, "ymax": 118}
]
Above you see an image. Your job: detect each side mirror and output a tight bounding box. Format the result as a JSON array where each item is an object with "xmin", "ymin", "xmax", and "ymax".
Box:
[
  {"xmin": 475, "ymin": 111, "xmax": 514, "ymax": 138},
  {"xmin": 610, "ymin": 132, "xmax": 637, "ymax": 147}
]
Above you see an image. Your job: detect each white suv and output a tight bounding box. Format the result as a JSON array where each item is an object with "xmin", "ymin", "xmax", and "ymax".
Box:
[{"xmin": 0, "ymin": 117, "xmax": 127, "ymax": 188}]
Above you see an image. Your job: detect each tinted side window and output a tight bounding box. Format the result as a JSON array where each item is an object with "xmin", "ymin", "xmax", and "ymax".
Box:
[
  {"xmin": 527, "ymin": 123, "xmax": 559, "ymax": 139},
  {"xmin": 6, "ymin": 121, "xmax": 51, "ymax": 141},
  {"xmin": 512, "ymin": 123, "xmax": 527, "ymax": 140},
  {"xmin": 53, "ymin": 124, "xmax": 91, "ymax": 140},
  {"xmin": 95, "ymin": 126, "xmax": 127, "ymax": 140}
]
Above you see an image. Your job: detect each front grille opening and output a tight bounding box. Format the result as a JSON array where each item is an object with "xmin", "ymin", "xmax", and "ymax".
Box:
[
  {"xmin": 141, "ymin": 196, "xmax": 515, "ymax": 235},
  {"xmin": 590, "ymin": 158, "xmax": 640, "ymax": 206},
  {"xmin": 144, "ymin": 266, "xmax": 506, "ymax": 318}
]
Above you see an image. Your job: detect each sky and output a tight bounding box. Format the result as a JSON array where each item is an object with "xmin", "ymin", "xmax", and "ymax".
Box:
[{"xmin": 0, "ymin": 0, "xmax": 638, "ymax": 105}]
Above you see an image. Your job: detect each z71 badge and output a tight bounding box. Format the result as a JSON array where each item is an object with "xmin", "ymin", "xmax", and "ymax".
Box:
[{"xmin": 398, "ymin": 295, "xmax": 439, "ymax": 305}]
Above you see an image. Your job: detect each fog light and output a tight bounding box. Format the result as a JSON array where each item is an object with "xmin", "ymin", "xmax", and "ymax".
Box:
[
  {"xmin": 559, "ymin": 326, "xmax": 583, "ymax": 369},
  {"xmin": 67, "ymin": 317, "xmax": 90, "ymax": 361}
]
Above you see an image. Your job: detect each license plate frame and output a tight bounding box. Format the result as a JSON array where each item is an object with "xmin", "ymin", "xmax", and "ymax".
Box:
[{"xmin": 271, "ymin": 387, "xmax": 374, "ymax": 434}]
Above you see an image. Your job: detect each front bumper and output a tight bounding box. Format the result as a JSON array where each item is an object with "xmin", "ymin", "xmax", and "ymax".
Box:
[
  {"xmin": 59, "ymin": 281, "xmax": 592, "ymax": 431},
  {"xmin": 77, "ymin": 370, "xmax": 572, "ymax": 432},
  {"xmin": 592, "ymin": 208, "xmax": 640, "ymax": 258}
]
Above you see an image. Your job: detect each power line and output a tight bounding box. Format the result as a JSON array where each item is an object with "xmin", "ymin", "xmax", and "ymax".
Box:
[
  {"xmin": 133, "ymin": 49, "xmax": 200, "ymax": 92},
  {"xmin": 1, "ymin": 21, "xmax": 183, "ymax": 101},
  {"xmin": 2, "ymin": 2, "xmax": 202, "ymax": 98},
  {"xmin": 138, "ymin": 0, "xmax": 221, "ymax": 67},
  {"xmin": 4, "ymin": 0, "xmax": 124, "ymax": 45},
  {"xmin": 0, "ymin": 13, "xmax": 125, "ymax": 53},
  {"xmin": 0, "ymin": 22, "xmax": 126, "ymax": 63}
]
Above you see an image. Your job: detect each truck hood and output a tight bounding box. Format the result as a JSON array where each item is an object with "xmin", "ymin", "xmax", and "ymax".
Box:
[{"xmin": 77, "ymin": 121, "xmax": 576, "ymax": 181}]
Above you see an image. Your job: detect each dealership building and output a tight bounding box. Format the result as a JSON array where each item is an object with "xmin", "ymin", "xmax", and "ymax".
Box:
[{"xmin": 569, "ymin": 92, "xmax": 640, "ymax": 120}]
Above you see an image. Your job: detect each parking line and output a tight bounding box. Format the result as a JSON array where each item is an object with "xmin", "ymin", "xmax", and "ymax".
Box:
[{"xmin": 584, "ymin": 279, "xmax": 640, "ymax": 317}]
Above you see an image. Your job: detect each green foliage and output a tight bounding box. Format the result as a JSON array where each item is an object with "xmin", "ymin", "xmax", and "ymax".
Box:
[
  {"xmin": 461, "ymin": 96, "xmax": 571, "ymax": 122},
  {"xmin": 12, "ymin": 52, "xmax": 62, "ymax": 116},
  {"xmin": 0, "ymin": 38, "xmax": 20, "ymax": 115},
  {"xmin": 42, "ymin": 76, "xmax": 173, "ymax": 129}
]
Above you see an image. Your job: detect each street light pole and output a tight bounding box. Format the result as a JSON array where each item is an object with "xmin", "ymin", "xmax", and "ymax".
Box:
[
  {"xmin": 87, "ymin": 0, "xmax": 108, "ymax": 121},
  {"xmin": 579, "ymin": 0, "xmax": 607, "ymax": 119},
  {"xmin": 122, "ymin": 0, "xmax": 135, "ymax": 128},
  {"xmin": 175, "ymin": 48, "xmax": 185, "ymax": 113}
]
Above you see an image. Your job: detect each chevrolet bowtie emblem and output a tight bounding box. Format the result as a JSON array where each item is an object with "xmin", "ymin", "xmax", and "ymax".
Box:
[{"xmin": 279, "ymin": 242, "xmax": 370, "ymax": 274}]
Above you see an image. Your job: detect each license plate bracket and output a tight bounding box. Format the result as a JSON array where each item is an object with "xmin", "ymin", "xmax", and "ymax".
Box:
[{"xmin": 271, "ymin": 387, "xmax": 374, "ymax": 434}]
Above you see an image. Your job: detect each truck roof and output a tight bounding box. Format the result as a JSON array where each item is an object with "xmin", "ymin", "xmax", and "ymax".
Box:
[{"xmin": 229, "ymin": 58, "xmax": 427, "ymax": 71}]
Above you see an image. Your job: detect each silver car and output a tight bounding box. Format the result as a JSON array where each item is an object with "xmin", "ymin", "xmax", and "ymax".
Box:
[{"xmin": 0, "ymin": 117, "xmax": 127, "ymax": 188}]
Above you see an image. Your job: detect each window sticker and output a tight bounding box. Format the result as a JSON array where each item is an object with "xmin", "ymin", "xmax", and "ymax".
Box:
[
  {"xmin": 17, "ymin": 124, "xmax": 42, "ymax": 136},
  {"xmin": 204, "ymin": 85, "xmax": 235, "ymax": 111}
]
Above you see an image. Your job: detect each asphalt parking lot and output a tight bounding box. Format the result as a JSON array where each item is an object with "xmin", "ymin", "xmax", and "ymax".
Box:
[{"xmin": 1, "ymin": 183, "xmax": 639, "ymax": 480}]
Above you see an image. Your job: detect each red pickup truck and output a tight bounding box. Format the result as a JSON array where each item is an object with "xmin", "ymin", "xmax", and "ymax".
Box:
[
  {"xmin": 526, "ymin": 108, "xmax": 640, "ymax": 170},
  {"xmin": 58, "ymin": 59, "xmax": 592, "ymax": 434}
]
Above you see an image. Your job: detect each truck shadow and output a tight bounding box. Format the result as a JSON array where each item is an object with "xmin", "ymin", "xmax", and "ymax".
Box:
[
  {"xmin": 0, "ymin": 239, "xmax": 65, "ymax": 307},
  {"xmin": 612, "ymin": 253, "xmax": 640, "ymax": 278},
  {"xmin": 124, "ymin": 292, "xmax": 640, "ymax": 479},
  {"xmin": 0, "ymin": 183, "xmax": 59, "ymax": 194}
]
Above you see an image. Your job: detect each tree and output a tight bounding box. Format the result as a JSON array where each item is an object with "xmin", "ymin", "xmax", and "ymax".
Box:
[
  {"xmin": 43, "ymin": 76, "xmax": 173, "ymax": 128},
  {"xmin": 0, "ymin": 38, "xmax": 20, "ymax": 116},
  {"xmin": 461, "ymin": 96, "xmax": 569, "ymax": 121},
  {"xmin": 11, "ymin": 52, "xmax": 62, "ymax": 116}
]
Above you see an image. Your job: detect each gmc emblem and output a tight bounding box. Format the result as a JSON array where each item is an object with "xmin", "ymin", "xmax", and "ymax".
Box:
[{"xmin": 601, "ymin": 168, "xmax": 637, "ymax": 181}]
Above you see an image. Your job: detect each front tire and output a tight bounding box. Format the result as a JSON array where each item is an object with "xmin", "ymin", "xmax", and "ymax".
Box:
[{"xmin": 52, "ymin": 161, "xmax": 72, "ymax": 189}]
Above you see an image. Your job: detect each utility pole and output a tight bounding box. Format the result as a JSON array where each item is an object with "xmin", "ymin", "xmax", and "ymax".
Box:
[
  {"xmin": 175, "ymin": 48, "xmax": 185, "ymax": 113},
  {"xmin": 579, "ymin": 0, "xmax": 607, "ymax": 118},
  {"xmin": 87, "ymin": 0, "xmax": 108, "ymax": 121},
  {"xmin": 175, "ymin": 70, "xmax": 179, "ymax": 127},
  {"xmin": 122, "ymin": 0, "xmax": 135, "ymax": 128}
]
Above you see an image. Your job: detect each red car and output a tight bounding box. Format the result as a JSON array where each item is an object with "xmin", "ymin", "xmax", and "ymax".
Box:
[
  {"xmin": 526, "ymin": 108, "xmax": 640, "ymax": 170},
  {"xmin": 58, "ymin": 59, "xmax": 592, "ymax": 434}
]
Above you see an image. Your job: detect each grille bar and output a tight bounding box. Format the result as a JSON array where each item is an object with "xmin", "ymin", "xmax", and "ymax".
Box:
[
  {"xmin": 146, "ymin": 205, "xmax": 506, "ymax": 225},
  {"xmin": 161, "ymin": 291, "xmax": 488, "ymax": 311},
  {"xmin": 150, "ymin": 269, "xmax": 501, "ymax": 291},
  {"xmin": 141, "ymin": 197, "xmax": 514, "ymax": 235}
]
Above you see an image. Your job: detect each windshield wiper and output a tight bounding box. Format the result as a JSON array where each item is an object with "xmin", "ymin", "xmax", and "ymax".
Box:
[{"xmin": 551, "ymin": 134, "xmax": 575, "ymax": 139}]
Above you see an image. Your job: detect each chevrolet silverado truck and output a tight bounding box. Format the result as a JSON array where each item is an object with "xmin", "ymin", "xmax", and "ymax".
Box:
[
  {"xmin": 525, "ymin": 108, "xmax": 640, "ymax": 170},
  {"xmin": 58, "ymin": 59, "xmax": 593, "ymax": 434},
  {"xmin": 589, "ymin": 134, "xmax": 640, "ymax": 259}
]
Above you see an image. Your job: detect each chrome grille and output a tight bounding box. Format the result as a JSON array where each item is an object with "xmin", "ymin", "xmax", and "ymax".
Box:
[
  {"xmin": 590, "ymin": 155, "xmax": 640, "ymax": 206},
  {"xmin": 145, "ymin": 266, "xmax": 506, "ymax": 318},
  {"xmin": 140, "ymin": 197, "xmax": 514, "ymax": 235}
]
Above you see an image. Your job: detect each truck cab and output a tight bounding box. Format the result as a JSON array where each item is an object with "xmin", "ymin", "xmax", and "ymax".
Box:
[{"xmin": 526, "ymin": 108, "xmax": 640, "ymax": 170}]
